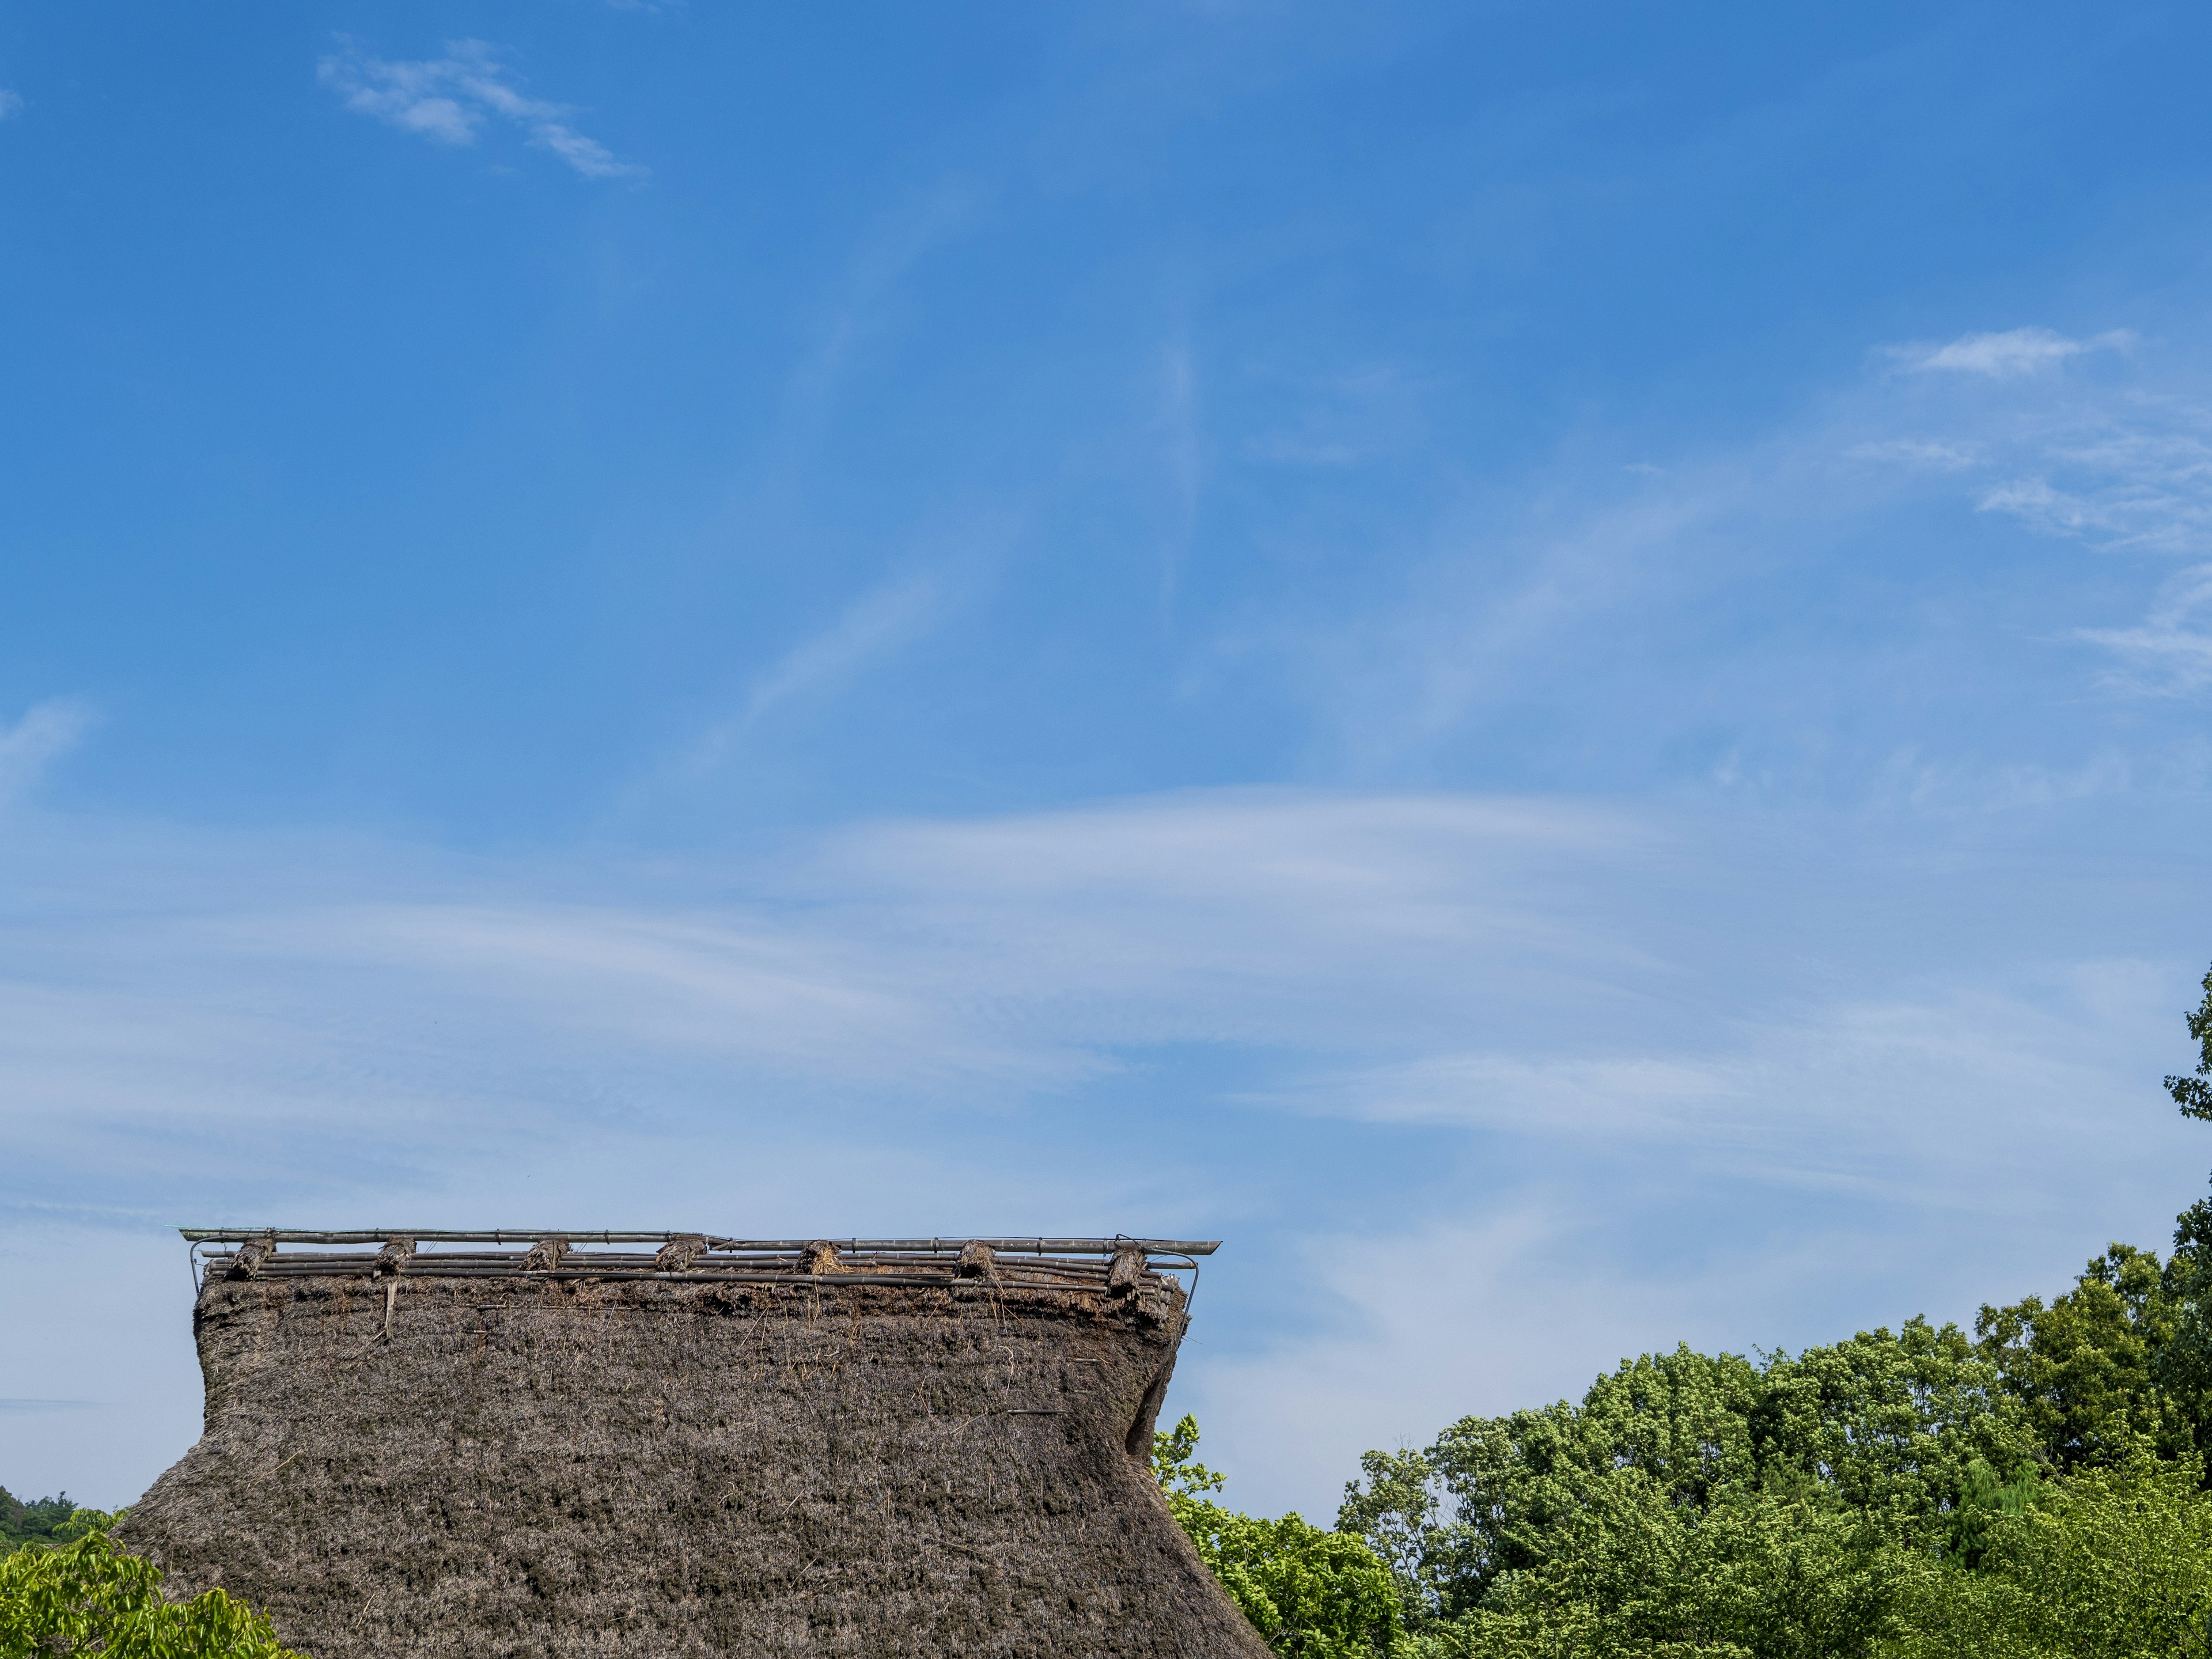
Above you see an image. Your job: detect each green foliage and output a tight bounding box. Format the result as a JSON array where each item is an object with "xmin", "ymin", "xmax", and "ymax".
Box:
[
  {"xmin": 1976, "ymin": 1243, "xmax": 2194, "ymax": 1469},
  {"xmin": 1337, "ymin": 1448, "xmax": 1441, "ymax": 1626},
  {"xmin": 1154, "ymin": 1412, "xmax": 1228, "ymax": 1499},
  {"xmin": 0, "ymin": 1491, "xmax": 107, "ymax": 1554},
  {"xmin": 1403, "ymin": 1346, "xmax": 1764, "ymax": 1618},
  {"xmin": 2157, "ymin": 1198, "xmax": 2212, "ymax": 1456},
  {"xmin": 1416, "ymin": 1487, "xmax": 1906, "ymax": 1659},
  {"xmin": 2168, "ymin": 964, "xmax": 2212, "ymax": 1122},
  {"xmin": 1333, "ymin": 1315, "xmax": 2212, "ymax": 1658},
  {"xmin": 2154, "ymin": 963, "xmax": 2212, "ymax": 1450},
  {"xmin": 1754, "ymin": 1319, "xmax": 2036, "ymax": 1519},
  {"xmin": 1155, "ymin": 1414, "xmax": 1409, "ymax": 1658},
  {"xmin": 1887, "ymin": 1456, "xmax": 2212, "ymax": 1659},
  {"xmin": 1176, "ymin": 1502, "xmax": 1414, "ymax": 1659},
  {"xmin": 1942, "ymin": 1457, "xmax": 2037, "ymax": 1569},
  {"xmin": 1967, "ymin": 962, "xmax": 2212, "ymax": 1471},
  {"xmin": 0, "ymin": 1529, "xmax": 306, "ymax": 1657},
  {"xmin": 1338, "ymin": 1327, "xmax": 2035, "ymax": 1645},
  {"xmin": 1322, "ymin": 963, "xmax": 2212, "ymax": 1656}
]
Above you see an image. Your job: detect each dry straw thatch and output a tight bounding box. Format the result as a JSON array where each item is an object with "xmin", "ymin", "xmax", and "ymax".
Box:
[{"xmin": 117, "ymin": 1232, "xmax": 1269, "ymax": 1658}]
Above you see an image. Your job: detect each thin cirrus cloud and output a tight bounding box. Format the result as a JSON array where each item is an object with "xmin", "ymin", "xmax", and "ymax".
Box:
[
  {"xmin": 317, "ymin": 39, "xmax": 645, "ymax": 180},
  {"xmin": 1876, "ymin": 326, "xmax": 2212, "ymax": 690},
  {"xmin": 1842, "ymin": 330, "xmax": 2212, "ymax": 692},
  {"xmin": 0, "ymin": 788, "xmax": 2175, "ymax": 1185},
  {"xmin": 10, "ymin": 329, "xmax": 2212, "ymax": 1510},
  {"xmin": 2078, "ymin": 565, "xmax": 2212, "ymax": 694},
  {"xmin": 0, "ymin": 698, "xmax": 96, "ymax": 808},
  {"xmin": 738, "ymin": 570, "xmax": 951, "ymax": 731},
  {"xmin": 1867, "ymin": 329, "xmax": 2212, "ymax": 563},
  {"xmin": 0, "ymin": 90, "xmax": 23, "ymax": 120},
  {"xmin": 1892, "ymin": 325, "xmax": 2135, "ymax": 377},
  {"xmin": 671, "ymin": 565, "xmax": 959, "ymax": 787},
  {"xmin": 1298, "ymin": 321, "xmax": 2212, "ymax": 774},
  {"xmin": 3, "ymin": 778, "xmax": 2204, "ymax": 1513}
]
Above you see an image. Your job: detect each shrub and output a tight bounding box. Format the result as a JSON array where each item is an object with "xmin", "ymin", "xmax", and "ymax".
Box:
[{"xmin": 0, "ymin": 1528, "xmax": 305, "ymax": 1658}]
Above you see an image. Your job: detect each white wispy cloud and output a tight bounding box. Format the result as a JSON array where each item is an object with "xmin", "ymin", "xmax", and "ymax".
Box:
[
  {"xmin": 4, "ymin": 789, "xmax": 2196, "ymax": 1513},
  {"xmin": 1834, "ymin": 344, "xmax": 2203, "ymax": 712},
  {"xmin": 2078, "ymin": 563, "xmax": 2212, "ymax": 694},
  {"xmin": 676, "ymin": 568, "xmax": 953, "ymax": 782},
  {"xmin": 1846, "ymin": 437, "xmax": 1980, "ymax": 470},
  {"xmin": 1968, "ymin": 413, "xmax": 2212, "ymax": 556},
  {"xmin": 0, "ymin": 91, "xmax": 23, "ymax": 121},
  {"xmin": 783, "ymin": 181, "xmax": 985, "ymax": 428},
  {"xmin": 1894, "ymin": 325, "xmax": 2134, "ymax": 378},
  {"xmin": 1182, "ymin": 1195, "xmax": 1979, "ymax": 1520},
  {"xmin": 317, "ymin": 39, "xmax": 644, "ymax": 180},
  {"xmin": 1857, "ymin": 347, "xmax": 2212, "ymax": 691},
  {"xmin": 1294, "ymin": 318, "xmax": 2212, "ymax": 772},
  {"xmin": 0, "ymin": 699, "xmax": 96, "ymax": 806},
  {"xmin": 743, "ymin": 571, "xmax": 947, "ymax": 728},
  {"xmin": 1288, "ymin": 457, "xmax": 1783, "ymax": 768},
  {"xmin": 0, "ymin": 789, "xmax": 2168, "ymax": 1191}
]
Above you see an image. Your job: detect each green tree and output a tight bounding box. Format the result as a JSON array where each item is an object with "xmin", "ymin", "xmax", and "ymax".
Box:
[
  {"xmin": 1154, "ymin": 1414, "xmax": 1409, "ymax": 1658},
  {"xmin": 2166, "ymin": 964, "xmax": 2212, "ymax": 1122},
  {"xmin": 2158, "ymin": 1198, "xmax": 2212, "ymax": 1457},
  {"xmin": 0, "ymin": 1491, "xmax": 103, "ymax": 1554},
  {"xmin": 1941, "ymin": 1456, "xmax": 2037, "ymax": 1569},
  {"xmin": 1332, "ymin": 960, "xmax": 2212, "ymax": 1656},
  {"xmin": 1336, "ymin": 1446, "xmax": 1441, "ymax": 1630},
  {"xmin": 1414, "ymin": 1346, "xmax": 1764, "ymax": 1619},
  {"xmin": 1750, "ymin": 1319, "xmax": 2036, "ymax": 1520},
  {"xmin": 2156, "ymin": 969, "xmax": 2212, "ymax": 1461},
  {"xmin": 1340, "ymin": 1330, "xmax": 2029, "ymax": 1637},
  {"xmin": 1885, "ymin": 1456, "xmax": 2212, "ymax": 1659},
  {"xmin": 0, "ymin": 1528, "xmax": 305, "ymax": 1658},
  {"xmin": 1976, "ymin": 1243, "xmax": 2195, "ymax": 1469},
  {"xmin": 1418, "ymin": 1484, "xmax": 1907, "ymax": 1659},
  {"xmin": 1338, "ymin": 1327, "xmax": 2050, "ymax": 1656}
]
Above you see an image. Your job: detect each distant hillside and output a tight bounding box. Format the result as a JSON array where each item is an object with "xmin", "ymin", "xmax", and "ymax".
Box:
[{"xmin": 1, "ymin": 1486, "xmax": 80, "ymax": 1551}]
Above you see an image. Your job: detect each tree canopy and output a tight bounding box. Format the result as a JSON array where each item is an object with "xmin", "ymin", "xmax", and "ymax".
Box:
[
  {"xmin": 0, "ymin": 1490, "xmax": 90, "ymax": 1554},
  {"xmin": 1315, "ymin": 960, "xmax": 2212, "ymax": 1658},
  {"xmin": 1156, "ymin": 1414, "xmax": 1409, "ymax": 1658}
]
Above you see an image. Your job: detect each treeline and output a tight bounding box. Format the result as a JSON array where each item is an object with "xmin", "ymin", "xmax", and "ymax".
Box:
[
  {"xmin": 0, "ymin": 1491, "xmax": 82, "ymax": 1554},
  {"xmin": 1157, "ymin": 966, "xmax": 2212, "ymax": 1658}
]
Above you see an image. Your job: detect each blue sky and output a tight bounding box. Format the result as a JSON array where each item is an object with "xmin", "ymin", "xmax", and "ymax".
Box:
[{"xmin": 5, "ymin": 2, "xmax": 2212, "ymax": 1517}]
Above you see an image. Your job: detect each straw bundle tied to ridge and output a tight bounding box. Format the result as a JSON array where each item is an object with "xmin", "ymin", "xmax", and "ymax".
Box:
[{"xmin": 116, "ymin": 1230, "xmax": 1263, "ymax": 1658}]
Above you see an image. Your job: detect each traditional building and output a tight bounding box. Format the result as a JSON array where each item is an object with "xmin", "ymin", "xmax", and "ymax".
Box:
[{"xmin": 119, "ymin": 1231, "xmax": 1266, "ymax": 1658}]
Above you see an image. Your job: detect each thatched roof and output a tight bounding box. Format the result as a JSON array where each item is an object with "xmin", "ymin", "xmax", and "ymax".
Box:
[{"xmin": 116, "ymin": 1232, "xmax": 1268, "ymax": 1658}]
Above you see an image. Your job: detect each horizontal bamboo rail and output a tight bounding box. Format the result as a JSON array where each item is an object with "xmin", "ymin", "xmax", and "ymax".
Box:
[
  {"xmin": 188, "ymin": 1247, "xmax": 1120, "ymax": 1264},
  {"xmin": 182, "ymin": 1230, "xmax": 1211, "ymax": 1305},
  {"xmin": 207, "ymin": 1283, "xmax": 1097, "ymax": 1291},
  {"xmin": 204, "ymin": 1254, "xmax": 1128, "ymax": 1278},
  {"xmin": 179, "ymin": 1231, "xmax": 1218, "ymax": 1253}
]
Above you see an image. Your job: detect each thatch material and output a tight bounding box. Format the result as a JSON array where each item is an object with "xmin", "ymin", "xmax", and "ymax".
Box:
[
  {"xmin": 799, "ymin": 1238, "xmax": 853, "ymax": 1275},
  {"xmin": 654, "ymin": 1233, "xmax": 709, "ymax": 1272},
  {"xmin": 118, "ymin": 1233, "xmax": 1263, "ymax": 1658},
  {"xmin": 522, "ymin": 1235, "xmax": 569, "ymax": 1271}
]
